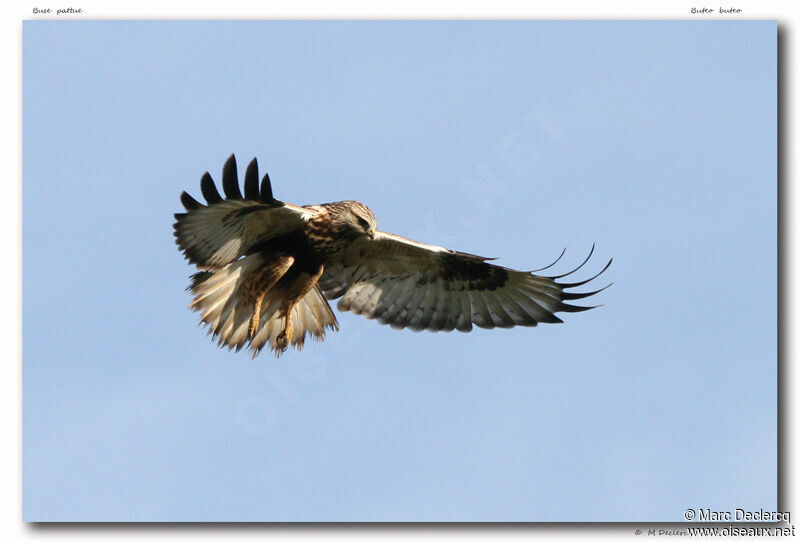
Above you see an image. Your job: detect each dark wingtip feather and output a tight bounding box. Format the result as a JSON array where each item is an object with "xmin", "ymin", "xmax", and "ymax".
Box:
[
  {"xmin": 561, "ymin": 282, "xmax": 613, "ymax": 300},
  {"xmin": 180, "ymin": 191, "xmax": 204, "ymax": 210},
  {"xmin": 530, "ymin": 247, "xmax": 566, "ymax": 273},
  {"xmin": 222, "ymin": 154, "xmax": 242, "ymax": 199},
  {"xmin": 548, "ymin": 243, "xmax": 595, "ymax": 280},
  {"xmin": 558, "ymin": 303, "xmax": 599, "ymax": 313},
  {"xmin": 244, "ymin": 158, "xmax": 260, "ymax": 200},
  {"xmin": 200, "ymin": 172, "xmax": 223, "ymax": 204},
  {"xmin": 538, "ymin": 312, "xmax": 563, "ymax": 324},
  {"xmin": 558, "ymin": 258, "xmax": 613, "ymax": 289},
  {"xmin": 260, "ymin": 172, "xmax": 274, "ymax": 203}
]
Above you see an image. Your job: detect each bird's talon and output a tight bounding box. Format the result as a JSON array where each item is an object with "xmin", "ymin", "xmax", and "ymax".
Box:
[{"xmin": 276, "ymin": 330, "xmax": 289, "ymax": 350}]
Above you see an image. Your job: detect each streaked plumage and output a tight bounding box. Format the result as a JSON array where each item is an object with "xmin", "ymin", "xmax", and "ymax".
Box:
[{"xmin": 174, "ymin": 154, "xmax": 611, "ymax": 356}]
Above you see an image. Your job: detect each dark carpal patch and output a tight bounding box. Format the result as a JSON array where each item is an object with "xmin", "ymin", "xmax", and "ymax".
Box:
[{"xmin": 438, "ymin": 252, "xmax": 509, "ymax": 291}]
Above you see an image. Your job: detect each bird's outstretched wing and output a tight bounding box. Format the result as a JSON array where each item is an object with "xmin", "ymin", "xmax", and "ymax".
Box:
[
  {"xmin": 319, "ymin": 231, "xmax": 611, "ymax": 332},
  {"xmin": 174, "ymin": 154, "xmax": 314, "ymax": 270}
]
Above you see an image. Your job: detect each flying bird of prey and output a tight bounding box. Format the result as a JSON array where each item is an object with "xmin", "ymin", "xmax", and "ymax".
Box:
[{"xmin": 174, "ymin": 155, "xmax": 611, "ymax": 356}]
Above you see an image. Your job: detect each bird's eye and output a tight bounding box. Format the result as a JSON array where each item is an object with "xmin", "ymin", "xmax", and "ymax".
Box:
[{"xmin": 357, "ymin": 217, "xmax": 369, "ymax": 230}]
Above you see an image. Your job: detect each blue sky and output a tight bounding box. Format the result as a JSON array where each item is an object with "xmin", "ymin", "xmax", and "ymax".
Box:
[{"xmin": 23, "ymin": 21, "xmax": 776, "ymax": 521}]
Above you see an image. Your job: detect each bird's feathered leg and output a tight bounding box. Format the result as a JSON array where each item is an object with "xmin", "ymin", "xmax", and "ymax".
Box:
[
  {"xmin": 276, "ymin": 265, "xmax": 325, "ymax": 351},
  {"xmin": 241, "ymin": 254, "xmax": 295, "ymax": 339},
  {"xmin": 250, "ymin": 295, "xmax": 265, "ymax": 339}
]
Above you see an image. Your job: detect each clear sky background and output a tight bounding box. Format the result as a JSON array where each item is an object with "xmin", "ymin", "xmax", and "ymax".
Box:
[{"xmin": 23, "ymin": 21, "xmax": 776, "ymax": 521}]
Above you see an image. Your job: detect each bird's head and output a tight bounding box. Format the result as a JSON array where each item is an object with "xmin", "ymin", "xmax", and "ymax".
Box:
[
  {"xmin": 332, "ymin": 200, "xmax": 377, "ymax": 239},
  {"xmin": 345, "ymin": 201, "xmax": 377, "ymax": 239}
]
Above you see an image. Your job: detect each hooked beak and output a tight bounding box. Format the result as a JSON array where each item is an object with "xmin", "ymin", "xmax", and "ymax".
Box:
[{"xmin": 367, "ymin": 227, "xmax": 376, "ymax": 239}]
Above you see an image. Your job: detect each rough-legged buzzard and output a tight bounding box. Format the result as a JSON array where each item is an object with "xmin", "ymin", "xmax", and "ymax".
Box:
[{"xmin": 174, "ymin": 155, "xmax": 611, "ymax": 356}]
